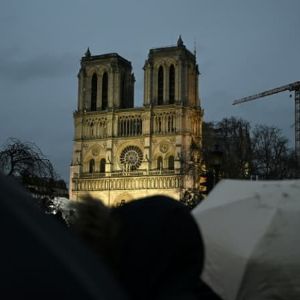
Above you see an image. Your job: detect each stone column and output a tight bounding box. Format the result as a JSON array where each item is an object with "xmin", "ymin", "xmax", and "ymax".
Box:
[
  {"xmin": 83, "ymin": 74, "xmax": 90, "ymax": 111},
  {"xmin": 143, "ymin": 63, "xmax": 151, "ymax": 106},
  {"xmin": 106, "ymin": 112, "xmax": 113, "ymax": 138},
  {"xmin": 69, "ymin": 164, "xmax": 80, "ymax": 200},
  {"xmin": 106, "ymin": 139, "xmax": 113, "ymax": 175},
  {"xmin": 114, "ymin": 70, "xmax": 121, "ymax": 108},
  {"xmin": 108, "ymin": 70, "xmax": 114, "ymax": 109}
]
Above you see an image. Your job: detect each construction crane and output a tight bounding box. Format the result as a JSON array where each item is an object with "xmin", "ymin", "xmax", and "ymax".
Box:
[{"xmin": 232, "ymin": 81, "xmax": 300, "ymax": 162}]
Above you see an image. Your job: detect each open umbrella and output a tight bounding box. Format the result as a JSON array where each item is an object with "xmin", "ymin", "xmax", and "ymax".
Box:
[{"xmin": 192, "ymin": 179, "xmax": 300, "ymax": 300}]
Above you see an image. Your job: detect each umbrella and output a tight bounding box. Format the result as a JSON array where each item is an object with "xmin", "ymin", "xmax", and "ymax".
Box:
[
  {"xmin": 192, "ymin": 179, "xmax": 300, "ymax": 300},
  {"xmin": 0, "ymin": 173, "xmax": 126, "ymax": 300}
]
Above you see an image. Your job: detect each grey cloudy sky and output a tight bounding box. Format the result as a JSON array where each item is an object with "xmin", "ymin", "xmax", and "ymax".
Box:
[{"xmin": 1, "ymin": 0, "xmax": 299, "ymax": 182}]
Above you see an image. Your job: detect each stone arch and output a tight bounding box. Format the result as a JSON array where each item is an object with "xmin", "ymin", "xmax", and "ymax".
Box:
[
  {"xmin": 120, "ymin": 71, "xmax": 126, "ymax": 108},
  {"xmin": 89, "ymin": 159, "xmax": 95, "ymax": 173},
  {"xmin": 91, "ymin": 73, "xmax": 97, "ymax": 111},
  {"xmin": 100, "ymin": 158, "xmax": 106, "ymax": 173},
  {"xmin": 157, "ymin": 65, "xmax": 164, "ymax": 105},
  {"xmin": 168, "ymin": 155, "xmax": 175, "ymax": 170},
  {"xmin": 169, "ymin": 64, "xmax": 175, "ymax": 104},
  {"xmin": 157, "ymin": 156, "xmax": 163, "ymax": 170},
  {"xmin": 86, "ymin": 67, "xmax": 98, "ymax": 77},
  {"xmin": 102, "ymin": 72, "xmax": 108, "ymax": 110}
]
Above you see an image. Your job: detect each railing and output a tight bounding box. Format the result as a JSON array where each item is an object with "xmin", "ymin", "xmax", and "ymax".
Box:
[
  {"xmin": 80, "ymin": 169, "xmax": 176, "ymax": 178},
  {"xmin": 72, "ymin": 173, "xmax": 182, "ymax": 192},
  {"xmin": 79, "ymin": 172, "xmax": 106, "ymax": 179},
  {"xmin": 148, "ymin": 169, "xmax": 175, "ymax": 175}
]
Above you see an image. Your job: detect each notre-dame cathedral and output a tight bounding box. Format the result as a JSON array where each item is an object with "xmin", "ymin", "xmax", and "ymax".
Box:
[{"xmin": 69, "ymin": 37, "xmax": 203, "ymax": 205}]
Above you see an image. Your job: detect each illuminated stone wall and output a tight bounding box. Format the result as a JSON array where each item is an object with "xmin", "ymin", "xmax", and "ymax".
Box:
[{"xmin": 70, "ymin": 38, "xmax": 203, "ymax": 205}]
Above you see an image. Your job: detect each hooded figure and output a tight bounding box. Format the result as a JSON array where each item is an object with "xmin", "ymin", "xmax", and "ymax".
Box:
[{"xmin": 111, "ymin": 196, "xmax": 204, "ymax": 300}]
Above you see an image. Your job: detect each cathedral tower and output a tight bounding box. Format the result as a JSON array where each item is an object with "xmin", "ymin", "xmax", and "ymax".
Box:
[
  {"xmin": 70, "ymin": 38, "xmax": 203, "ymax": 205},
  {"xmin": 144, "ymin": 36, "xmax": 199, "ymax": 107},
  {"xmin": 78, "ymin": 50, "xmax": 135, "ymax": 112}
]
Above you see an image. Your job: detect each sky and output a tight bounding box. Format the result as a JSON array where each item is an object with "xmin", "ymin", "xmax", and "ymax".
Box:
[{"xmin": 1, "ymin": 0, "xmax": 299, "ymax": 183}]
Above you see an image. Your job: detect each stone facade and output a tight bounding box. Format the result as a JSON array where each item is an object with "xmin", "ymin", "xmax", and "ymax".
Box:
[{"xmin": 69, "ymin": 37, "xmax": 204, "ymax": 206}]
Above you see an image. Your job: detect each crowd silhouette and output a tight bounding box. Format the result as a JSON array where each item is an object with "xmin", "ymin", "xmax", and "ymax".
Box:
[
  {"xmin": 69, "ymin": 195, "xmax": 222, "ymax": 300},
  {"xmin": 1, "ymin": 173, "xmax": 221, "ymax": 299}
]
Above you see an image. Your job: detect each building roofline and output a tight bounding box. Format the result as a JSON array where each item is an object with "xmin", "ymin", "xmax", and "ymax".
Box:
[
  {"xmin": 81, "ymin": 52, "xmax": 132, "ymax": 66},
  {"xmin": 148, "ymin": 44, "xmax": 195, "ymax": 60}
]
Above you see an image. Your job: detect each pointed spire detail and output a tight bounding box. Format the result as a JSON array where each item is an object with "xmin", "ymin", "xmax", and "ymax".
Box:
[
  {"xmin": 177, "ymin": 35, "xmax": 184, "ymax": 47},
  {"xmin": 85, "ymin": 47, "xmax": 91, "ymax": 57}
]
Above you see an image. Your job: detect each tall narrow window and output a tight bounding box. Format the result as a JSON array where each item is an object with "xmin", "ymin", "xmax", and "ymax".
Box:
[
  {"xmin": 169, "ymin": 65, "xmax": 175, "ymax": 104},
  {"xmin": 120, "ymin": 74, "xmax": 126, "ymax": 108},
  {"xmin": 100, "ymin": 158, "xmax": 106, "ymax": 173},
  {"xmin": 158, "ymin": 117, "xmax": 162, "ymax": 133},
  {"xmin": 157, "ymin": 66, "xmax": 164, "ymax": 105},
  {"xmin": 102, "ymin": 72, "xmax": 108, "ymax": 110},
  {"xmin": 157, "ymin": 156, "xmax": 163, "ymax": 170},
  {"xmin": 89, "ymin": 159, "xmax": 95, "ymax": 173},
  {"xmin": 168, "ymin": 156, "xmax": 174, "ymax": 170},
  {"xmin": 91, "ymin": 73, "xmax": 97, "ymax": 111}
]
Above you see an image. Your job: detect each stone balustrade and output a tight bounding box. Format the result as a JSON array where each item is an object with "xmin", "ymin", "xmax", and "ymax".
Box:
[{"xmin": 72, "ymin": 174, "xmax": 182, "ymax": 191}]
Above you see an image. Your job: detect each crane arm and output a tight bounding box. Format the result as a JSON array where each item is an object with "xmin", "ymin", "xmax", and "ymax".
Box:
[{"xmin": 233, "ymin": 81, "xmax": 300, "ymax": 105}]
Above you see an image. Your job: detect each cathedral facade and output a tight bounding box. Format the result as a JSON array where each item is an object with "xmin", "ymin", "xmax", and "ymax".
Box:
[{"xmin": 69, "ymin": 37, "xmax": 203, "ymax": 205}]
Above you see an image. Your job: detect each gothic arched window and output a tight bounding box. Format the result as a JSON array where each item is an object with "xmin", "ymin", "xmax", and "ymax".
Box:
[
  {"xmin": 168, "ymin": 155, "xmax": 175, "ymax": 170},
  {"xmin": 120, "ymin": 74, "xmax": 126, "ymax": 108},
  {"xmin": 100, "ymin": 158, "xmax": 106, "ymax": 173},
  {"xmin": 157, "ymin": 156, "xmax": 163, "ymax": 170},
  {"xmin": 91, "ymin": 73, "xmax": 97, "ymax": 111},
  {"xmin": 157, "ymin": 66, "xmax": 164, "ymax": 105},
  {"xmin": 89, "ymin": 159, "xmax": 95, "ymax": 173},
  {"xmin": 102, "ymin": 72, "xmax": 108, "ymax": 110},
  {"xmin": 169, "ymin": 65, "xmax": 175, "ymax": 104}
]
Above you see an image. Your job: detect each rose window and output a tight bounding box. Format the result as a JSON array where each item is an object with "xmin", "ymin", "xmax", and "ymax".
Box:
[{"xmin": 120, "ymin": 146, "xmax": 143, "ymax": 170}]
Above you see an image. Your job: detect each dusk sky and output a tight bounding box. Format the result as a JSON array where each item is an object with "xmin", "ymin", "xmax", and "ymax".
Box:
[{"xmin": 1, "ymin": 0, "xmax": 299, "ymax": 182}]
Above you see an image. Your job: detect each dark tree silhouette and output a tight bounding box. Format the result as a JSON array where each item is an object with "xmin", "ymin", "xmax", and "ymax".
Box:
[
  {"xmin": 0, "ymin": 138, "xmax": 55, "ymax": 178},
  {"xmin": 251, "ymin": 125, "xmax": 299, "ymax": 179},
  {"xmin": 202, "ymin": 117, "xmax": 252, "ymax": 179},
  {"xmin": 0, "ymin": 138, "xmax": 61, "ymax": 210},
  {"xmin": 202, "ymin": 118, "xmax": 299, "ymax": 180}
]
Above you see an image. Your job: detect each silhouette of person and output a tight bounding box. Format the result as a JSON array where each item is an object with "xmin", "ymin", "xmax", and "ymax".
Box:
[{"xmin": 111, "ymin": 196, "xmax": 205, "ymax": 300}]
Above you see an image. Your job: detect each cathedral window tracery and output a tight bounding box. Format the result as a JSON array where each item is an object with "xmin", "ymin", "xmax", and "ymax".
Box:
[
  {"xmin": 120, "ymin": 145, "xmax": 143, "ymax": 171},
  {"xmin": 91, "ymin": 73, "xmax": 97, "ymax": 111},
  {"xmin": 120, "ymin": 73, "xmax": 126, "ymax": 108},
  {"xmin": 169, "ymin": 64, "xmax": 175, "ymax": 104},
  {"xmin": 102, "ymin": 72, "xmax": 108, "ymax": 110},
  {"xmin": 158, "ymin": 66, "xmax": 164, "ymax": 105},
  {"xmin": 154, "ymin": 112, "xmax": 176, "ymax": 134},
  {"xmin": 118, "ymin": 115, "xmax": 142, "ymax": 137}
]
